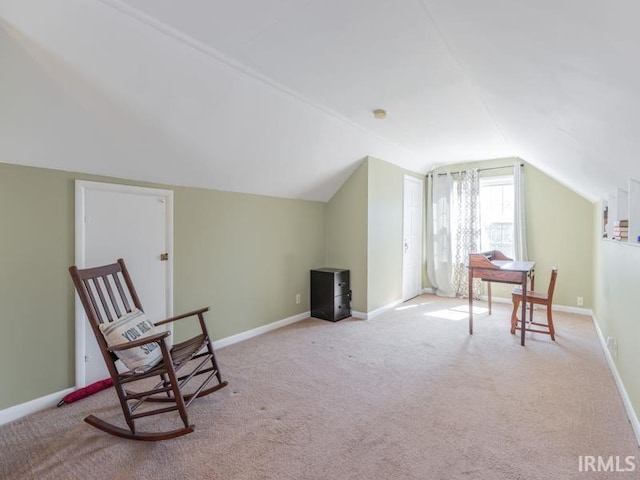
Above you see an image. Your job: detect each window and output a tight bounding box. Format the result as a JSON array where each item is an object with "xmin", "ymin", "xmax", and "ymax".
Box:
[{"xmin": 479, "ymin": 176, "xmax": 514, "ymax": 258}]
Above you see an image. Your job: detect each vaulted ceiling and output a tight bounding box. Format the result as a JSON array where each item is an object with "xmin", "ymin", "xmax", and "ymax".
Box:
[{"xmin": 2, "ymin": 0, "xmax": 639, "ymax": 201}]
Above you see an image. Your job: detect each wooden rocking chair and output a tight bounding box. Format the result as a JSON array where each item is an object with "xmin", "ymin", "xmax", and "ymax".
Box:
[{"xmin": 69, "ymin": 258, "xmax": 227, "ymax": 441}]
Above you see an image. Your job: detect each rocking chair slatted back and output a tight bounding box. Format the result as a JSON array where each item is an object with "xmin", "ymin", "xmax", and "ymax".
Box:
[{"xmin": 74, "ymin": 261, "xmax": 140, "ymax": 326}]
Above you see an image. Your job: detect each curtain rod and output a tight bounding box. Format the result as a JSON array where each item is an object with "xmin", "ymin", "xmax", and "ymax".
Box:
[{"xmin": 428, "ymin": 163, "xmax": 524, "ymax": 177}]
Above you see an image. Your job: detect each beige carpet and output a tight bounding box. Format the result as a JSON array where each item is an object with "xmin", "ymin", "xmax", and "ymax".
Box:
[{"xmin": 1, "ymin": 294, "xmax": 638, "ymax": 479}]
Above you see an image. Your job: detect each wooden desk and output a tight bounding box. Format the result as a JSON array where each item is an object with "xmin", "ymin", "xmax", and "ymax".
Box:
[{"xmin": 468, "ymin": 252, "xmax": 535, "ymax": 346}]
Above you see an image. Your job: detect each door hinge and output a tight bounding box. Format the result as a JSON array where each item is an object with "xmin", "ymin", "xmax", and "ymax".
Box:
[{"xmin": 160, "ymin": 253, "xmax": 169, "ymax": 261}]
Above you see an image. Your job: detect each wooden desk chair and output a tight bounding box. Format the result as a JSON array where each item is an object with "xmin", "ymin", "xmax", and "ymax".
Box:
[
  {"xmin": 510, "ymin": 268, "xmax": 558, "ymax": 341},
  {"xmin": 69, "ymin": 258, "xmax": 228, "ymax": 440}
]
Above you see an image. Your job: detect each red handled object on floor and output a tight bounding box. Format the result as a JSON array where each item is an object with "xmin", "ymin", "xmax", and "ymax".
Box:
[{"xmin": 57, "ymin": 378, "xmax": 113, "ymax": 406}]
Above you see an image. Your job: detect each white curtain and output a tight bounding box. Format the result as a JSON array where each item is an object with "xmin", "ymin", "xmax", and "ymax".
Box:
[
  {"xmin": 452, "ymin": 170, "xmax": 482, "ymax": 299},
  {"xmin": 513, "ymin": 163, "xmax": 528, "ymax": 261},
  {"xmin": 427, "ymin": 164, "xmax": 526, "ymax": 299},
  {"xmin": 426, "ymin": 172, "xmax": 455, "ymax": 297}
]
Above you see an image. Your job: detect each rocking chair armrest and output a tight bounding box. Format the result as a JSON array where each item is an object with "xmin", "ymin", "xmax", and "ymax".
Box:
[
  {"xmin": 154, "ymin": 307, "xmax": 210, "ymax": 327},
  {"xmin": 106, "ymin": 331, "xmax": 171, "ymax": 352}
]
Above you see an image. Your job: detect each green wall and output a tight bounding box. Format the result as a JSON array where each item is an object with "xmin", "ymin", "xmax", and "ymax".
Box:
[
  {"xmin": 525, "ymin": 164, "xmax": 594, "ymax": 308},
  {"xmin": 367, "ymin": 157, "xmax": 425, "ymax": 312},
  {"xmin": 326, "ymin": 156, "xmax": 425, "ymax": 313},
  {"xmin": 326, "ymin": 159, "xmax": 368, "ymax": 313},
  {"xmin": 0, "ymin": 164, "xmax": 75, "ymax": 410},
  {"xmin": 0, "ymin": 162, "xmax": 326, "ymax": 409},
  {"xmin": 592, "ymin": 202, "xmax": 640, "ymax": 432},
  {"xmin": 367, "ymin": 157, "xmax": 404, "ymax": 311},
  {"xmin": 172, "ymin": 187, "xmax": 326, "ymax": 341}
]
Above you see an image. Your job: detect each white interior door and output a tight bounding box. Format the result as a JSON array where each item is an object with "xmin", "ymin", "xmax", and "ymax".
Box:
[
  {"xmin": 75, "ymin": 181, "xmax": 173, "ymax": 386},
  {"xmin": 402, "ymin": 175, "xmax": 424, "ymax": 301}
]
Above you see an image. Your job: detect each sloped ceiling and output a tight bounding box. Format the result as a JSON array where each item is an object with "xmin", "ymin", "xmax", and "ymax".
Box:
[{"xmin": 1, "ymin": 0, "xmax": 639, "ymax": 201}]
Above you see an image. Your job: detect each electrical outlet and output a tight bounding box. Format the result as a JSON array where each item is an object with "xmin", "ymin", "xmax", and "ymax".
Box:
[
  {"xmin": 295, "ymin": 293, "xmax": 301, "ymax": 304},
  {"xmin": 577, "ymin": 296, "xmax": 584, "ymax": 306}
]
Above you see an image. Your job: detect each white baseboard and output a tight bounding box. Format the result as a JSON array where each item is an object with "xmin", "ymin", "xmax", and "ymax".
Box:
[
  {"xmin": 481, "ymin": 295, "xmax": 593, "ymax": 316},
  {"xmin": 212, "ymin": 311, "xmax": 310, "ymax": 350},
  {"xmin": 354, "ymin": 299, "xmax": 404, "ymax": 320},
  {"xmin": 0, "ymin": 387, "xmax": 75, "ymax": 427},
  {"xmin": 592, "ymin": 314, "xmax": 640, "ymax": 446},
  {"xmin": 0, "ymin": 311, "xmax": 311, "ymax": 426},
  {"xmin": 552, "ymin": 304, "xmax": 593, "ymax": 315}
]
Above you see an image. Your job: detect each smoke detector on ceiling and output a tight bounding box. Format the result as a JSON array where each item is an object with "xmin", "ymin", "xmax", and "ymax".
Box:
[{"xmin": 373, "ymin": 109, "xmax": 387, "ymax": 120}]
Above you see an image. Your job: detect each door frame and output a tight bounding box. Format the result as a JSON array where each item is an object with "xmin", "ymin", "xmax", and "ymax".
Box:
[
  {"xmin": 402, "ymin": 175, "xmax": 424, "ymax": 301},
  {"xmin": 74, "ymin": 180, "xmax": 174, "ymax": 387}
]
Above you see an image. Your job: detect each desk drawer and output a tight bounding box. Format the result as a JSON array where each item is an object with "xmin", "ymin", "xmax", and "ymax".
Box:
[
  {"xmin": 333, "ymin": 294, "xmax": 351, "ymax": 321},
  {"xmin": 334, "ymin": 270, "xmax": 350, "ymax": 295},
  {"xmin": 476, "ymin": 269, "xmax": 523, "ymax": 283}
]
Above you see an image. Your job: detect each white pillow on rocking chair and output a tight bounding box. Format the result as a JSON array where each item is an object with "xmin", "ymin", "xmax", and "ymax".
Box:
[{"xmin": 99, "ymin": 308, "xmax": 164, "ymax": 373}]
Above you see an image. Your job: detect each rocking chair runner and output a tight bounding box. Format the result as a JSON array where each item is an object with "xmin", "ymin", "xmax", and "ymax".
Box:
[{"xmin": 69, "ymin": 258, "xmax": 227, "ymax": 441}]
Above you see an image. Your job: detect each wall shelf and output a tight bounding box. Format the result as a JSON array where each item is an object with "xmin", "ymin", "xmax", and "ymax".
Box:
[{"xmin": 606, "ymin": 179, "xmax": 640, "ymax": 244}]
